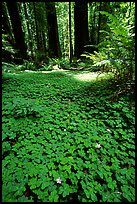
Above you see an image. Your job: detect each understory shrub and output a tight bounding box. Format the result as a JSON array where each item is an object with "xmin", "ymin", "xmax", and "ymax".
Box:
[{"xmin": 81, "ymin": 11, "xmax": 135, "ymax": 81}]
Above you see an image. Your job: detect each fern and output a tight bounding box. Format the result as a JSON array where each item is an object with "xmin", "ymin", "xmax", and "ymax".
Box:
[{"xmin": 81, "ymin": 11, "xmax": 135, "ymax": 81}]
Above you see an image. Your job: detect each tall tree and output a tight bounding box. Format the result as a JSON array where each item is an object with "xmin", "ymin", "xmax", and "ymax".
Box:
[
  {"xmin": 6, "ymin": 2, "xmax": 27, "ymax": 59},
  {"xmin": 2, "ymin": 3, "xmax": 12, "ymax": 38},
  {"xmin": 33, "ymin": 3, "xmax": 41, "ymax": 51},
  {"xmin": 99, "ymin": 2, "xmax": 110, "ymax": 43},
  {"xmin": 23, "ymin": 2, "xmax": 33, "ymax": 57},
  {"xmin": 69, "ymin": 2, "xmax": 72, "ymax": 64},
  {"xmin": 74, "ymin": 2, "xmax": 89, "ymax": 58},
  {"xmin": 88, "ymin": 2, "xmax": 98, "ymax": 47},
  {"xmin": 45, "ymin": 2, "xmax": 61, "ymax": 58},
  {"xmin": 33, "ymin": 2, "xmax": 48, "ymax": 65},
  {"xmin": 97, "ymin": 2, "xmax": 102, "ymax": 44}
]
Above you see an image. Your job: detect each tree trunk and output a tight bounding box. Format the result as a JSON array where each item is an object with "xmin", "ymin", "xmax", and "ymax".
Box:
[
  {"xmin": 74, "ymin": 2, "xmax": 89, "ymax": 58},
  {"xmin": 23, "ymin": 2, "xmax": 33, "ymax": 57},
  {"xmin": 69, "ymin": 2, "xmax": 72, "ymax": 64},
  {"xmin": 6, "ymin": 2, "xmax": 27, "ymax": 59},
  {"xmin": 62, "ymin": 27, "xmax": 65, "ymax": 57},
  {"xmin": 97, "ymin": 2, "xmax": 102, "ymax": 44},
  {"xmin": 45, "ymin": 2, "xmax": 61, "ymax": 58},
  {"xmin": 42, "ymin": 31, "xmax": 47, "ymax": 54},
  {"xmin": 2, "ymin": 3, "xmax": 12, "ymax": 36},
  {"xmin": 98, "ymin": 2, "xmax": 111, "ymax": 43},
  {"xmin": 33, "ymin": 2, "xmax": 40, "ymax": 51},
  {"xmin": 89, "ymin": 2, "xmax": 98, "ymax": 46}
]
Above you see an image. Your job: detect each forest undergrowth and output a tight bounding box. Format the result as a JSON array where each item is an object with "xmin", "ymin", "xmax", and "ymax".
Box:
[{"xmin": 2, "ymin": 71, "xmax": 135, "ymax": 202}]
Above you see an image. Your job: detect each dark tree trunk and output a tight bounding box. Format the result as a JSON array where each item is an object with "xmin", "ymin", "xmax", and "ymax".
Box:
[
  {"xmin": 2, "ymin": 3, "xmax": 11, "ymax": 36},
  {"xmin": 6, "ymin": 2, "xmax": 27, "ymax": 59},
  {"xmin": 33, "ymin": 3, "xmax": 48, "ymax": 66},
  {"xmin": 98, "ymin": 2, "xmax": 110, "ymax": 43},
  {"xmin": 45, "ymin": 2, "xmax": 61, "ymax": 58},
  {"xmin": 39, "ymin": 31, "xmax": 45, "ymax": 53},
  {"xmin": 74, "ymin": 2, "xmax": 89, "ymax": 58},
  {"xmin": 41, "ymin": 31, "xmax": 47, "ymax": 54},
  {"xmin": 2, "ymin": 3, "xmax": 15, "ymax": 46}
]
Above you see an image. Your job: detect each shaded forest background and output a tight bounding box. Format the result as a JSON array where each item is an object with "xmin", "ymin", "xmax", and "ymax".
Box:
[{"xmin": 2, "ymin": 2, "xmax": 135, "ymax": 84}]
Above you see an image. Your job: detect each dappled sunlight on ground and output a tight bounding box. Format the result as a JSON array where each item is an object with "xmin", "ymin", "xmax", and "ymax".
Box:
[
  {"xmin": 19, "ymin": 69, "xmax": 113, "ymax": 82},
  {"xmin": 72, "ymin": 72, "xmax": 101, "ymax": 81},
  {"xmin": 72, "ymin": 72, "xmax": 113, "ymax": 82}
]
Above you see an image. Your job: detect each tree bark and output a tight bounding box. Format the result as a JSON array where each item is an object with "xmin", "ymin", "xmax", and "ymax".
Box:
[
  {"xmin": 45, "ymin": 2, "xmax": 61, "ymax": 58},
  {"xmin": 23, "ymin": 2, "xmax": 33, "ymax": 57},
  {"xmin": 69, "ymin": 2, "xmax": 72, "ymax": 64},
  {"xmin": 6, "ymin": 2, "xmax": 27, "ymax": 58},
  {"xmin": 33, "ymin": 2, "xmax": 40, "ymax": 51},
  {"xmin": 74, "ymin": 2, "xmax": 89, "ymax": 58},
  {"xmin": 97, "ymin": 2, "xmax": 102, "ymax": 44},
  {"xmin": 98, "ymin": 2, "xmax": 110, "ymax": 43}
]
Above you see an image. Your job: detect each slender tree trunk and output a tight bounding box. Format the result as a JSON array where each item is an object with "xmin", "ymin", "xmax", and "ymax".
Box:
[
  {"xmin": 33, "ymin": 2, "xmax": 40, "ymax": 50},
  {"xmin": 74, "ymin": 2, "xmax": 89, "ymax": 58},
  {"xmin": 97, "ymin": 2, "xmax": 102, "ymax": 44},
  {"xmin": 23, "ymin": 2, "xmax": 33, "ymax": 57},
  {"xmin": 62, "ymin": 27, "xmax": 65, "ymax": 57},
  {"xmin": 93, "ymin": 2, "xmax": 98, "ymax": 45},
  {"xmin": 6, "ymin": 2, "xmax": 27, "ymax": 58},
  {"xmin": 28, "ymin": 3, "xmax": 37, "ymax": 58},
  {"xmin": 45, "ymin": 2, "xmax": 61, "ymax": 58},
  {"xmin": 64, "ymin": 18, "xmax": 69, "ymax": 57},
  {"xmin": 89, "ymin": 2, "xmax": 97, "ymax": 45},
  {"xmin": 42, "ymin": 31, "xmax": 47, "ymax": 54},
  {"xmin": 69, "ymin": 2, "xmax": 72, "ymax": 64},
  {"xmin": 93, "ymin": 2, "xmax": 96, "ymax": 26},
  {"xmin": 98, "ymin": 2, "xmax": 110, "ymax": 43},
  {"xmin": 2, "ymin": 3, "xmax": 13, "ymax": 38}
]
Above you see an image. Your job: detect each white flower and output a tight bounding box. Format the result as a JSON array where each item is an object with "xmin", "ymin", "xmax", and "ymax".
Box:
[
  {"xmin": 96, "ymin": 143, "xmax": 101, "ymax": 148},
  {"xmin": 107, "ymin": 129, "xmax": 111, "ymax": 132},
  {"xmin": 56, "ymin": 177, "xmax": 62, "ymax": 184}
]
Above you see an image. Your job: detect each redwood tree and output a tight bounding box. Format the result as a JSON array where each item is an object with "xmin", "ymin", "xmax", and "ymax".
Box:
[
  {"xmin": 74, "ymin": 2, "xmax": 89, "ymax": 58},
  {"xmin": 6, "ymin": 2, "xmax": 27, "ymax": 58},
  {"xmin": 45, "ymin": 2, "xmax": 61, "ymax": 58},
  {"xmin": 69, "ymin": 2, "xmax": 72, "ymax": 63}
]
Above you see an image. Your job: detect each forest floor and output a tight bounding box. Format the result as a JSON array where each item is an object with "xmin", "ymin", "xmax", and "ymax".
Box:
[
  {"xmin": 23, "ymin": 68, "xmax": 112, "ymax": 82},
  {"xmin": 2, "ymin": 70, "xmax": 135, "ymax": 202}
]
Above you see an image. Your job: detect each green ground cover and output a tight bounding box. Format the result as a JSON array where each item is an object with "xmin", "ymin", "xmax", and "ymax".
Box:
[{"xmin": 2, "ymin": 71, "xmax": 135, "ymax": 202}]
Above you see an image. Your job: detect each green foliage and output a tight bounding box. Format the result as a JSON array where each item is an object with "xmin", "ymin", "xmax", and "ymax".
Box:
[
  {"xmin": 81, "ymin": 11, "xmax": 135, "ymax": 81},
  {"xmin": 2, "ymin": 60, "xmax": 35, "ymax": 72},
  {"xmin": 39, "ymin": 64, "xmax": 53, "ymax": 71},
  {"xmin": 24, "ymin": 60, "xmax": 35, "ymax": 71},
  {"xmin": 49, "ymin": 58, "xmax": 70, "ymax": 69},
  {"xmin": 2, "ymin": 71, "xmax": 135, "ymax": 202},
  {"xmin": 2, "ymin": 34, "xmax": 14, "ymax": 51},
  {"xmin": 2, "ymin": 62, "xmax": 16, "ymax": 73}
]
